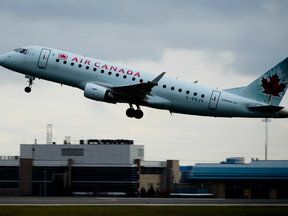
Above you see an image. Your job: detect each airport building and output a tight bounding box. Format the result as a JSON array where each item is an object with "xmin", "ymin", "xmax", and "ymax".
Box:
[
  {"xmin": 175, "ymin": 158, "xmax": 288, "ymax": 199},
  {"xmin": 0, "ymin": 142, "xmax": 288, "ymax": 198},
  {"xmin": 0, "ymin": 140, "xmax": 179, "ymax": 196}
]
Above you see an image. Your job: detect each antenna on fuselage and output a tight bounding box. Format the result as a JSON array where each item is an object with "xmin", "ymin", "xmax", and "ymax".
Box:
[{"xmin": 194, "ymin": 80, "xmax": 198, "ymax": 84}]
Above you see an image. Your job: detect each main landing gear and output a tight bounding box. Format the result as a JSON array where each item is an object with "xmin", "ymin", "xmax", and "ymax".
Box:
[
  {"xmin": 126, "ymin": 104, "xmax": 144, "ymax": 119},
  {"xmin": 24, "ymin": 76, "xmax": 35, "ymax": 93}
]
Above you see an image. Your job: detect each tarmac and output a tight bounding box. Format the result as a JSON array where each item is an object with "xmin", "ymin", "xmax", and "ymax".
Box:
[{"xmin": 0, "ymin": 197, "xmax": 287, "ymax": 205}]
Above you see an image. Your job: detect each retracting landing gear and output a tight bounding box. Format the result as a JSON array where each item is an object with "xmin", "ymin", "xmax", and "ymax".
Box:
[
  {"xmin": 126, "ymin": 104, "xmax": 144, "ymax": 119},
  {"xmin": 24, "ymin": 76, "xmax": 35, "ymax": 93}
]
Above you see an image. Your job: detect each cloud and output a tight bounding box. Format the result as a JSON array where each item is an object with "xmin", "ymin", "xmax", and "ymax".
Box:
[{"xmin": 0, "ymin": 0, "xmax": 288, "ymax": 164}]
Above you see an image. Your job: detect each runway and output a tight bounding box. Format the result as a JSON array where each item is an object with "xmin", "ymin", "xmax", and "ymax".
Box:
[{"xmin": 0, "ymin": 197, "xmax": 287, "ymax": 205}]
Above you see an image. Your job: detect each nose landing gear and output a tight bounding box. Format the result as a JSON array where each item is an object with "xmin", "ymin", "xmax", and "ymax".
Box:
[
  {"xmin": 126, "ymin": 104, "xmax": 144, "ymax": 119},
  {"xmin": 24, "ymin": 76, "xmax": 35, "ymax": 93}
]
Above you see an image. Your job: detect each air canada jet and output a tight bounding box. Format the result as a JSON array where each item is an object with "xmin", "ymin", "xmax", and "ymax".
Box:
[{"xmin": 0, "ymin": 46, "xmax": 288, "ymax": 119}]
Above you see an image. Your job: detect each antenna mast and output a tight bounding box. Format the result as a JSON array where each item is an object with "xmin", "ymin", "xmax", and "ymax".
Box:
[{"xmin": 47, "ymin": 124, "xmax": 52, "ymax": 145}]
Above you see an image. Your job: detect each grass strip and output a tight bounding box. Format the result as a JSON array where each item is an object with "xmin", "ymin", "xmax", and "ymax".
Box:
[{"xmin": 0, "ymin": 206, "xmax": 288, "ymax": 216}]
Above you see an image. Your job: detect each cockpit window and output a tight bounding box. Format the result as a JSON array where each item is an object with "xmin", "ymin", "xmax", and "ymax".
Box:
[{"xmin": 14, "ymin": 48, "xmax": 28, "ymax": 55}]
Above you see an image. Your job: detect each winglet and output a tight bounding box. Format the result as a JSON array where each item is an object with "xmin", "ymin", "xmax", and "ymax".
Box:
[{"xmin": 151, "ymin": 72, "xmax": 166, "ymax": 84}]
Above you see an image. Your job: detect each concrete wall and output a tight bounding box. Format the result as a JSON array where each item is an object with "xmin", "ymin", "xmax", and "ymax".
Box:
[
  {"xmin": 140, "ymin": 174, "xmax": 162, "ymax": 191},
  {"xmin": 21, "ymin": 144, "xmax": 144, "ymax": 165},
  {"xmin": 166, "ymin": 160, "xmax": 179, "ymax": 192},
  {"xmin": 19, "ymin": 158, "xmax": 33, "ymax": 195}
]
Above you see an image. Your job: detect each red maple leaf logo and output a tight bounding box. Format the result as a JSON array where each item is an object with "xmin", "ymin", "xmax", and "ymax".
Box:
[
  {"xmin": 261, "ymin": 74, "xmax": 287, "ymax": 97},
  {"xmin": 58, "ymin": 53, "xmax": 68, "ymax": 60}
]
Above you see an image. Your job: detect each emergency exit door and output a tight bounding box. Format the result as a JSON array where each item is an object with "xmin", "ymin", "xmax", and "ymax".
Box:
[
  {"xmin": 38, "ymin": 48, "xmax": 51, "ymax": 68},
  {"xmin": 209, "ymin": 91, "xmax": 221, "ymax": 110}
]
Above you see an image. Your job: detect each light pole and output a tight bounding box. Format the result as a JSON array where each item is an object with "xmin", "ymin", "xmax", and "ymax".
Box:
[
  {"xmin": 262, "ymin": 118, "xmax": 271, "ymax": 160},
  {"xmin": 44, "ymin": 171, "xmax": 46, "ymax": 197}
]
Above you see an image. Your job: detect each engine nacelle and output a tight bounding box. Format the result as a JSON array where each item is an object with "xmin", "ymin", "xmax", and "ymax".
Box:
[{"xmin": 84, "ymin": 83, "xmax": 115, "ymax": 102}]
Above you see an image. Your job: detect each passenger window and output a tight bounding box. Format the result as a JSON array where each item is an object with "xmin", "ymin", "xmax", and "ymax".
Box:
[
  {"xmin": 71, "ymin": 62, "xmax": 74, "ymax": 66},
  {"xmin": 108, "ymin": 72, "xmax": 112, "ymax": 75},
  {"xmin": 63, "ymin": 61, "xmax": 67, "ymax": 64},
  {"xmin": 101, "ymin": 70, "xmax": 104, "ymax": 73},
  {"xmin": 194, "ymin": 92, "xmax": 197, "ymax": 96},
  {"xmin": 179, "ymin": 89, "xmax": 182, "ymax": 92},
  {"xmin": 186, "ymin": 90, "xmax": 190, "ymax": 94},
  {"xmin": 163, "ymin": 85, "xmax": 166, "ymax": 88},
  {"xmin": 56, "ymin": 59, "xmax": 60, "ymax": 62},
  {"xmin": 171, "ymin": 87, "xmax": 175, "ymax": 90},
  {"xmin": 116, "ymin": 73, "xmax": 119, "ymax": 77},
  {"xmin": 78, "ymin": 64, "xmax": 82, "ymax": 68},
  {"xmin": 93, "ymin": 68, "xmax": 97, "ymax": 71},
  {"xmin": 201, "ymin": 94, "xmax": 205, "ymax": 98},
  {"xmin": 86, "ymin": 66, "xmax": 89, "ymax": 70},
  {"xmin": 132, "ymin": 77, "xmax": 136, "ymax": 81},
  {"xmin": 123, "ymin": 75, "xmax": 127, "ymax": 79}
]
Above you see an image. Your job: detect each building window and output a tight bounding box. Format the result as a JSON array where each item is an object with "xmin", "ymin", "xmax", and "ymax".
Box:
[
  {"xmin": 62, "ymin": 149, "xmax": 83, "ymax": 156},
  {"xmin": 141, "ymin": 167, "xmax": 163, "ymax": 174}
]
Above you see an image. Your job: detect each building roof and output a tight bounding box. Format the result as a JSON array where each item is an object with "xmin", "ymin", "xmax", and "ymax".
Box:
[{"xmin": 192, "ymin": 160, "xmax": 288, "ymax": 180}]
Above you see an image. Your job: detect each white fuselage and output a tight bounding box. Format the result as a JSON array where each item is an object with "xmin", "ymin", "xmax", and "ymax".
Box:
[{"xmin": 0, "ymin": 46, "xmax": 285, "ymax": 118}]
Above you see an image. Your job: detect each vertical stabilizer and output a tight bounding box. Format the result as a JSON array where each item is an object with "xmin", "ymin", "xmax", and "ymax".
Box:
[{"xmin": 240, "ymin": 57, "xmax": 288, "ymax": 105}]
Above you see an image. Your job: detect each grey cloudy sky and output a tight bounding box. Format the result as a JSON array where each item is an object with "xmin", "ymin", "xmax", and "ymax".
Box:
[{"xmin": 0, "ymin": 0, "xmax": 288, "ymax": 165}]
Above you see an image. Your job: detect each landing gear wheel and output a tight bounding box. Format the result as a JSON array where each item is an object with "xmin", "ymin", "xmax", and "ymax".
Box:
[
  {"xmin": 134, "ymin": 110, "xmax": 144, "ymax": 119},
  {"xmin": 25, "ymin": 87, "xmax": 31, "ymax": 93},
  {"xmin": 24, "ymin": 76, "xmax": 35, "ymax": 93},
  {"xmin": 126, "ymin": 104, "xmax": 144, "ymax": 119},
  {"xmin": 126, "ymin": 108, "xmax": 135, "ymax": 118}
]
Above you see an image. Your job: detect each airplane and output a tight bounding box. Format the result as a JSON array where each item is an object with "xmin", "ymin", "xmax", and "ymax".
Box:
[{"xmin": 0, "ymin": 46, "xmax": 288, "ymax": 119}]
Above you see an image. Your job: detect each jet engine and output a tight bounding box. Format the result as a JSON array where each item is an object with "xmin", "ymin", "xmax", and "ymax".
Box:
[{"xmin": 84, "ymin": 83, "xmax": 116, "ymax": 103}]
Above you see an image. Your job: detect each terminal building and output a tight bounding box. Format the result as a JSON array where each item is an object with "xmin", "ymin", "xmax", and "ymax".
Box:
[
  {"xmin": 0, "ymin": 140, "xmax": 179, "ymax": 196},
  {"xmin": 0, "ymin": 142, "xmax": 288, "ymax": 198},
  {"xmin": 175, "ymin": 157, "xmax": 288, "ymax": 199}
]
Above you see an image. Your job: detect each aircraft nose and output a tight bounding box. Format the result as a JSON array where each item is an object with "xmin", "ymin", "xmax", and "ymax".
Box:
[{"xmin": 0, "ymin": 54, "xmax": 8, "ymax": 66}]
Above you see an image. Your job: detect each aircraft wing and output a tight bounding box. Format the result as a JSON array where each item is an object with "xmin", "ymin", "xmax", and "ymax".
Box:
[{"xmin": 109, "ymin": 72, "xmax": 166, "ymax": 102}]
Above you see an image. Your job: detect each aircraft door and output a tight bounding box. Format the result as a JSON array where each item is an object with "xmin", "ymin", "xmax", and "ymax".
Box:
[
  {"xmin": 209, "ymin": 91, "xmax": 221, "ymax": 110},
  {"xmin": 38, "ymin": 48, "xmax": 51, "ymax": 68}
]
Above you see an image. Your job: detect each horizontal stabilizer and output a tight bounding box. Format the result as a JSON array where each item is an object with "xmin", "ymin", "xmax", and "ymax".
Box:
[{"xmin": 247, "ymin": 105, "xmax": 284, "ymax": 112}]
